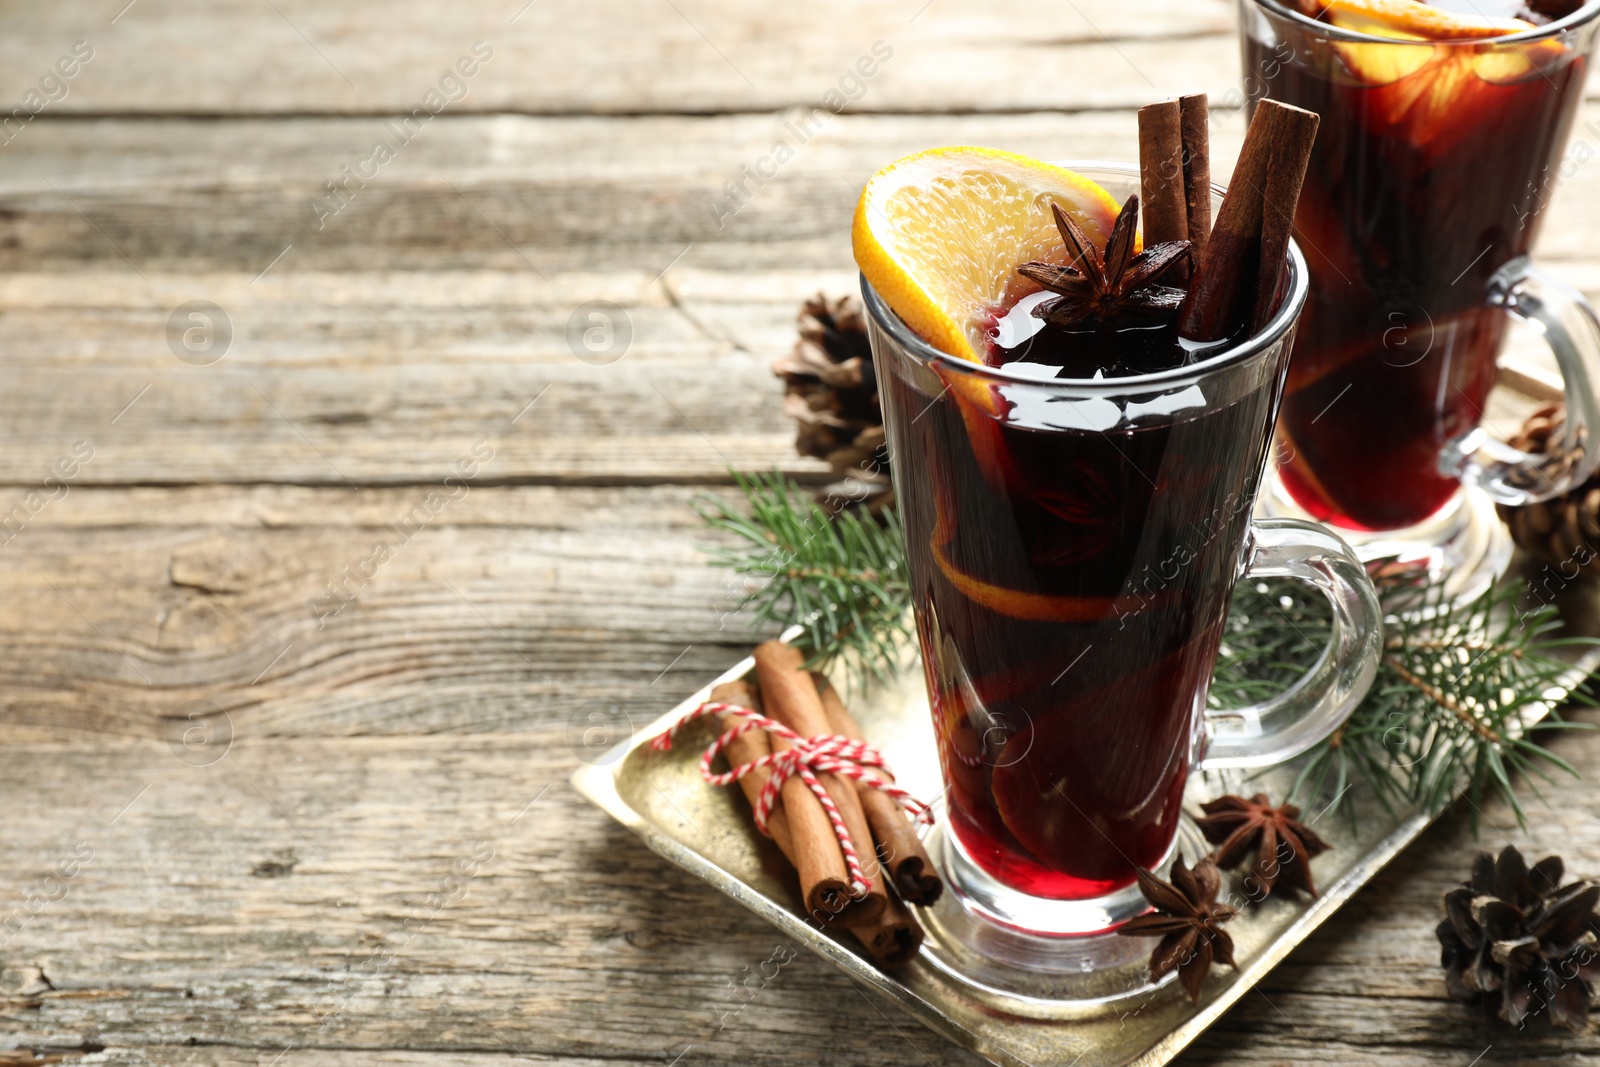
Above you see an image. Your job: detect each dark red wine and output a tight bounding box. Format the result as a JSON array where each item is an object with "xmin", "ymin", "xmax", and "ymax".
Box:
[
  {"xmin": 982, "ymin": 292, "xmax": 1236, "ymax": 377},
  {"xmin": 1246, "ymin": 26, "xmax": 1588, "ymax": 530},
  {"xmin": 885, "ymin": 318, "xmax": 1281, "ymax": 899}
]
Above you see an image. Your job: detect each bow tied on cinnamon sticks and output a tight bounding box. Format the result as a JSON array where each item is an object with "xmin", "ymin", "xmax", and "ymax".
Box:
[{"xmin": 651, "ymin": 642, "xmax": 941, "ymax": 968}]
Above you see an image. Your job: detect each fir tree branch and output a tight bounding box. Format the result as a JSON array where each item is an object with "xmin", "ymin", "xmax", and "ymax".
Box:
[
  {"xmin": 698, "ymin": 470, "xmax": 911, "ymax": 681},
  {"xmin": 1249, "ymin": 572, "xmax": 1597, "ymax": 825}
]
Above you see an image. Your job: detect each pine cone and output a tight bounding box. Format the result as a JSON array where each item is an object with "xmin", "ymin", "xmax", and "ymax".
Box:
[
  {"xmin": 1437, "ymin": 845, "xmax": 1600, "ymax": 1030},
  {"xmin": 1496, "ymin": 403, "xmax": 1600, "ymax": 572},
  {"xmin": 774, "ymin": 294, "xmax": 891, "ymax": 513}
]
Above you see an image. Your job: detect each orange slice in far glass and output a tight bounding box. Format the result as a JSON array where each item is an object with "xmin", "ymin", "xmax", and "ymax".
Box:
[
  {"xmin": 1310, "ymin": 0, "xmax": 1551, "ymax": 144},
  {"xmin": 1317, "ymin": 0, "xmax": 1532, "ymax": 41},
  {"xmin": 1318, "ymin": 0, "xmax": 1533, "ymax": 84},
  {"xmin": 851, "ymin": 147, "xmax": 1122, "ymax": 366},
  {"xmin": 1327, "ymin": 16, "xmax": 1437, "ymax": 84},
  {"xmin": 1471, "ymin": 36, "xmax": 1571, "ymax": 85}
]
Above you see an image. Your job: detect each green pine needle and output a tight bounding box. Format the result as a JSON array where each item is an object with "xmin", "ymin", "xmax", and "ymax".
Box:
[
  {"xmin": 698, "ymin": 470, "xmax": 912, "ymax": 682},
  {"xmin": 701, "ymin": 470, "xmax": 1597, "ymax": 824},
  {"xmin": 1272, "ymin": 572, "xmax": 1597, "ymax": 826}
]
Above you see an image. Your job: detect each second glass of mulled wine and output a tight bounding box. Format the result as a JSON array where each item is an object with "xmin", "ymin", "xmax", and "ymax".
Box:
[
  {"xmin": 1241, "ymin": 0, "xmax": 1600, "ymax": 592},
  {"xmin": 865, "ymin": 164, "xmax": 1382, "ymax": 993}
]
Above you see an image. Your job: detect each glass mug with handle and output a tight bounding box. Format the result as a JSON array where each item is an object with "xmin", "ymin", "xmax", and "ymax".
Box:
[
  {"xmin": 1240, "ymin": 0, "xmax": 1600, "ymax": 592},
  {"xmin": 865, "ymin": 163, "xmax": 1382, "ymax": 990}
]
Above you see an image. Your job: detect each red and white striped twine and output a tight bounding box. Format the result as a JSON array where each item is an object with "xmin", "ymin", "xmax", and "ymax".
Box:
[{"xmin": 650, "ymin": 701, "xmax": 933, "ymax": 898}]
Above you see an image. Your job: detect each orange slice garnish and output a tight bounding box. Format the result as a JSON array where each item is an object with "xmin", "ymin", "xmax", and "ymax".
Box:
[
  {"xmin": 854, "ymin": 149, "xmax": 1155, "ymax": 624},
  {"xmin": 929, "ymin": 482, "xmax": 1168, "ymax": 624},
  {"xmin": 1470, "ymin": 36, "xmax": 1571, "ymax": 84},
  {"xmin": 1313, "ymin": 0, "xmax": 1533, "ymax": 40},
  {"xmin": 1305, "ymin": 0, "xmax": 1559, "ymax": 143},
  {"xmin": 853, "ymin": 148, "xmax": 1122, "ymax": 491},
  {"xmin": 852, "ymin": 146, "xmax": 1122, "ymax": 364},
  {"xmin": 1318, "ymin": 0, "xmax": 1535, "ymax": 87}
]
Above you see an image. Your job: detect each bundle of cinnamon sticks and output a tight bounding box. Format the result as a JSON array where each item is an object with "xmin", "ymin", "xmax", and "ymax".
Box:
[
  {"xmin": 1138, "ymin": 92, "xmax": 1320, "ymax": 342},
  {"xmin": 709, "ymin": 641, "xmax": 941, "ymax": 967}
]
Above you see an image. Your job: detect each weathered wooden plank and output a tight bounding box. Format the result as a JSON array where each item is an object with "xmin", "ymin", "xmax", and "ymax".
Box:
[
  {"xmin": 6, "ymin": 104, "xmax": 1600, "ymax": 276},
  {"xmin": 0, "ymin": 112, "xmax": 1181, "ymax": 273},
  {"xmin": 0, "ymin": 717, "xmax": 1597, "ymax": 1066},
  {"xmin": 0, "ymin": 0, "xmax": 1234, "ymax": 117},
  {"xmin": 0, "ymin": 265, "xmax": 840, "ymax": 485},
  {"xmin": 0, "ymin": 485, "xmax": 790, "ymax": 744},
  {"xmin": 0, "ymin": 734, "xmax": 983, "ymax": 1064},
  {"xmin": 2, "ymin": 3, "xmax": 1598, "ymax": 1063},
  {"xmin": 0, "ymin": 261, "xmax": 1579, "ymax": 487}
]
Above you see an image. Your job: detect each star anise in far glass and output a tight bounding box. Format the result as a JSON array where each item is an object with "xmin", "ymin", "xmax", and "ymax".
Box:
[
  {"xmin": 1118, "ymin": 855, "xmax": 1237, "ymax": 1003},
  {"xmin": 1197, "ymin": 793, "xmax": 1330, "ymax": 899},
  {"xmin": 1439, "ymin": 845, "xmax": 1600, "ymax": 1031},
  {"xmin": 1015, "ymin": 196, "xmax": 1190, "ymax": 331}
]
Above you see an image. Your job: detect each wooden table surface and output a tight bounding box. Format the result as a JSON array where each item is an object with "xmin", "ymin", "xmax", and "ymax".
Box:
[{"xmin": 5, "ymin": 2, "xmax": 1600, "ymax": 1064}]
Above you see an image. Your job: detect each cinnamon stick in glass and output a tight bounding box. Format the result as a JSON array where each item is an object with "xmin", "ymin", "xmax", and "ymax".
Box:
[
  {"xmin": 751, "ymin": 642, "xmax": 888, "ymax": 928},
  {"xmin": 1178, "ymin": 99, "xmax": 1319, "ymax": 343},
  {"xmin": 1252, "ymin": 103, "xmax": 1318, "ymax": 332},
  {"xmin": 1179, "ymin": 93, "xmax": 1212, "ymax": 259},
  {"xmin": 1138, "ymin": 100, "xmax": 1188, "ymax": 248},
  {"xmin": 714, "ymin": 680, "xmax": 922, "ymax": 964},
  {"xmin": 811, "ymin": 672, "xmax": 942, "ymax": 906}
]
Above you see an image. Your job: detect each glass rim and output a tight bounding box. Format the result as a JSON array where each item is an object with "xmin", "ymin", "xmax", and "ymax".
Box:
[
  {"xmin": 859, "ymin": 160, "xmax": 1310, "ymax": 394},
  {"xmin": 1249, "ymin": 0, "xmax": 1600, "ymax": 46}
]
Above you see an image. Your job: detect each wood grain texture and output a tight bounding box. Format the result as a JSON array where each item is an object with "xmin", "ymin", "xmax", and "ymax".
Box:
[
  {"xmin": 0, "ymin": 106, "xmax": 1594, "ymax": 486},
  {"xmin": 0, "ymin": 0, "xmax": 1236, "ymax": 116},
  {"xmin": 0, "ymin": 485, "xmax": 773, "ymax": 743},
  {"xmin": 0, "ymin": 112, "xmax": 1219, "ymax": 272},
  {"xmin": 1, "ymin": 721, "xmax": 1599, "ymax": 1067},
  {"xmin": 5, "ymin": 0, "xmax": 1600, "ymax": 1064},
  {"xmin": 0, "ymin": 268, "xmax": 835, "ymax": 485},
  {"xmin": 4, "ymin": 105, "xmax": 1600, "ymax": 273}
]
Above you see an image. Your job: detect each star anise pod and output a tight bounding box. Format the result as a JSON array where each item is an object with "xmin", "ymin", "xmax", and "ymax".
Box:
[
  {"xmin": 1196, "ymin": 793, "xmax": 1330, "ymax": 899},
  {"xmin": 1015, "ymin": 195, "xmax": 1190, "ymax": 331},
  {"xmin": 1118, "ymin": 855, "xmax": 1237, "ymax": 1003},
  {"xmin": 1439, "ymin": 845, "xmax": 1600, "ymax": 1030}
]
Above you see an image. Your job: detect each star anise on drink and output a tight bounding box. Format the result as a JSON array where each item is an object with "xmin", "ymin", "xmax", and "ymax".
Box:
[
  {"xmin": 1196, "ymin": 792, "xmax": 1330, "ymax": 900},
  {"xmin": 1015, "ymin": 195, "xmax": 1190, "ymax": 331},
  {"xmin": 1439, "ymin": 845, "xmax": 1600, "ymax": 1030},
  {"xmin": 1117, "ymin": 855, "xmax": 1237, "ymax": 1004}
]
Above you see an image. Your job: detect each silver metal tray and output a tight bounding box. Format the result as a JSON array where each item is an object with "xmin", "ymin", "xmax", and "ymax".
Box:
[{"xmin": 573, "ymin": 550, "xmax": 1600, "ymax": 1067}]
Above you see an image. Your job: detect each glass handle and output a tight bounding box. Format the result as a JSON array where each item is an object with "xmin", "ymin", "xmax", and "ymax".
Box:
[
  {"xmin": 1200, "ymin": 518, "xmax": 1382, "ymax": 770},
  {"xmin": 1442, "ymin": 255, "xmax": 1600, "ymax": 506}
]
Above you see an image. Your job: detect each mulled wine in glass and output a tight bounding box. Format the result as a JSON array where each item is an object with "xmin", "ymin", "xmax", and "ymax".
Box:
[
  {"xmin": 1242, "ymin": 0, "xmax": 1600, "ymax": 591},
  {"xmin": 860, "ymin": 157, "xmax": 1382, "ymax": 998}
]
